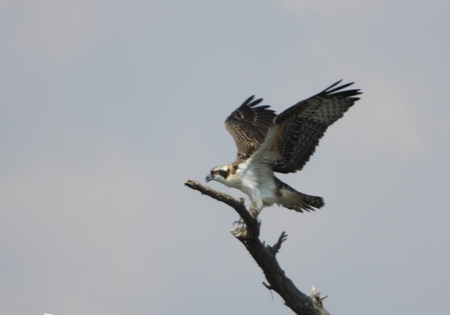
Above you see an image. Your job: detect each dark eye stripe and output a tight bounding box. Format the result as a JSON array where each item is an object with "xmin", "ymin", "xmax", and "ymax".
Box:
[{"xmin": 218, "ymin": 169, "xmax": 228, "ymax": 178}]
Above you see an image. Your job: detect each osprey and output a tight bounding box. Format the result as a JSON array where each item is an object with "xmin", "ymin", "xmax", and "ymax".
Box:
[{"xmin": 206, "ymin": 80, "xmax": 361, "ymax": 217}]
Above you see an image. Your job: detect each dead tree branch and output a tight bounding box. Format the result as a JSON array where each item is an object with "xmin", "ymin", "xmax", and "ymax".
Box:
[{"xmin": 185, "ymin": 179, "xmax": 331, "ymax": 315}]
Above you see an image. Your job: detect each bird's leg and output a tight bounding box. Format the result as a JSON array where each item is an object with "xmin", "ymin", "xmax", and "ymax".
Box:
[
  {"xmin": 249, "ymin": 201, "xmax": 262, "ymax": 219},
  {"xmin": 250, "ymin": 209, "xmax": 260, "ymax": 219}
]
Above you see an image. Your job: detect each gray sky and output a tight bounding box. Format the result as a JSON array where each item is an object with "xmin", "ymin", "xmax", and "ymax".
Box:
[{"xmin": 1, "ymin": 1, "xmax": 449, "ymax": 314}]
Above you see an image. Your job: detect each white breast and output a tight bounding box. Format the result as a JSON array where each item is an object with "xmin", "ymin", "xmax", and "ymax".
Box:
[{"xmin": 234, "ymin": 158, "xmax": 278, "ymax": 208}]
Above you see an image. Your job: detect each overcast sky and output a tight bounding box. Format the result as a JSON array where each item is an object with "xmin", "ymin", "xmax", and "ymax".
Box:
[{"xmin": 1, "ymin": 1, "xmax": 449, "ymax": 314}]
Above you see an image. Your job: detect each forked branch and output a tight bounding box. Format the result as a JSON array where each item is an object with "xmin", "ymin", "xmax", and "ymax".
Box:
[{"xmin": 185, "ymin": 179, "xmax": 332, "ymax": 315}]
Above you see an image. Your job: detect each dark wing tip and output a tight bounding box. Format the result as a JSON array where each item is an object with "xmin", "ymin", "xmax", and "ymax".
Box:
[
  {"xmin": 242, "ymin": 95, "xmax": 255, "ymax": 106},
  {"xmin": 231, "ymin": 95, "xmax": 273, "ymax": 115},
  {"xmin": 225, "ymin": 95, "xmax": 276, "ymax": 126},
  {"xmin": 320, "ymin": 80, "xmax": 362, "ymax": 100},
  {"xmin": 241, "ymin": 95, "xmax": 263, "ymax": 107}
]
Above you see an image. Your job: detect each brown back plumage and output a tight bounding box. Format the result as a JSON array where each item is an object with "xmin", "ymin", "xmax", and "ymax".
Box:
[{"xmin": 225, "ymin": 95, "xmax": 276, "ymax": 163}]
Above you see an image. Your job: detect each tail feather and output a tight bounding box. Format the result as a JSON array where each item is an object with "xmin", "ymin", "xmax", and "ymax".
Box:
[{"xmin": 275, "ymin": 178, "xmax": 324, "ymax": 212}]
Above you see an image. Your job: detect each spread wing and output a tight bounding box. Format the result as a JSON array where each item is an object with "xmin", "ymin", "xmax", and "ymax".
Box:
[
  {"xmin": 225, "ymin": 95, "xmax": 276, "ymax": 163},
  {"xmin": 258, "ymin": 80, "xmax": 361, "ymax": 174}
]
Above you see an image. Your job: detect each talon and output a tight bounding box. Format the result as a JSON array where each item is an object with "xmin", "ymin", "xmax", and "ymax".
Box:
[{"xmin": 231, "ymin": 218, "xmax": 248, "ymax": 238}]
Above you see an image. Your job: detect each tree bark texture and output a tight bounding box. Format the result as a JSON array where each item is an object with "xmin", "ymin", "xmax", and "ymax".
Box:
[{"xmin": 185, "ymin": 180, "xmax": 331, "ymax": 315}]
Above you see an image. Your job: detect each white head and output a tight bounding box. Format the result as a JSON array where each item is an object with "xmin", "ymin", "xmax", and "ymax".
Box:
[{"xmin": 206, "ymin": 165, "xmax": 232, "ymax": 186}]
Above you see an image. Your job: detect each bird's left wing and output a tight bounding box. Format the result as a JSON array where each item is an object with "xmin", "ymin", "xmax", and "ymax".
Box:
[
  {"xmin": 225, "ymin": 95, "xmax": 276, "ymax": 163},
  {"xmin": 256, "ymin": 80, "xmax": 361, "ymax": 173}
]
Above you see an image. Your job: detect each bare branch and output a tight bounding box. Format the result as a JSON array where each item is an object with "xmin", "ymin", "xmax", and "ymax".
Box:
[
  {"xmin": 185, "ymin": 179, "xmax": 332, "ymax": 315},
  {"xmin": 262, "ymin": 282, "xmax": 273, "ymax": 290},
  {"xmin": 185, "ymin": 180, "xmax": 260, "ymax": 239},
  {"xmin": 268, "ymin": 231, "xmax": 288, "ymax": 255},
  {"xmin": 311, "ymin": 287, "xmax": 331, "ymax": 315}
]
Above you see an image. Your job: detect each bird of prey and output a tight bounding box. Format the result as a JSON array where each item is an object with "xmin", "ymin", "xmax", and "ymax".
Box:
[{"xmin": 206, "ymin": 80, "xmax": 361, "ymax": 217}]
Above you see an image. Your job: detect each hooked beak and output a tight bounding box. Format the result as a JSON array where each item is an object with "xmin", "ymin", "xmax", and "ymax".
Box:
[{"xmin": 206, "ymin": 174, "xmax": 212, "ymax": 182}]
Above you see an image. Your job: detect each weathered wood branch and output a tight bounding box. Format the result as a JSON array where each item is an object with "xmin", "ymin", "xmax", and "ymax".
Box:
[
  {"xmin": 185, "ymin": 179, "xmax": 259, "ymax": 239},
  {"xmin": 185, "ymin": 179, "xmax": 331, "ymax": 315}
]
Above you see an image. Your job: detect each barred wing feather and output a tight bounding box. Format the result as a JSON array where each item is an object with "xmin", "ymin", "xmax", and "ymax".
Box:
[
  {"xmin": 260, "ymin": 80, "xmax": 361, "ymax": 173},
  {"xmin": 225, "ymin": 95, "xmax": 276, "ymax": 163}
]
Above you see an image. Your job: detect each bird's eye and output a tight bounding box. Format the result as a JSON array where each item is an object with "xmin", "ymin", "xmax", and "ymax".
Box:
[{"xmin": 212, "ymin": 170, "xmax": 218, "ymax": 175}]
